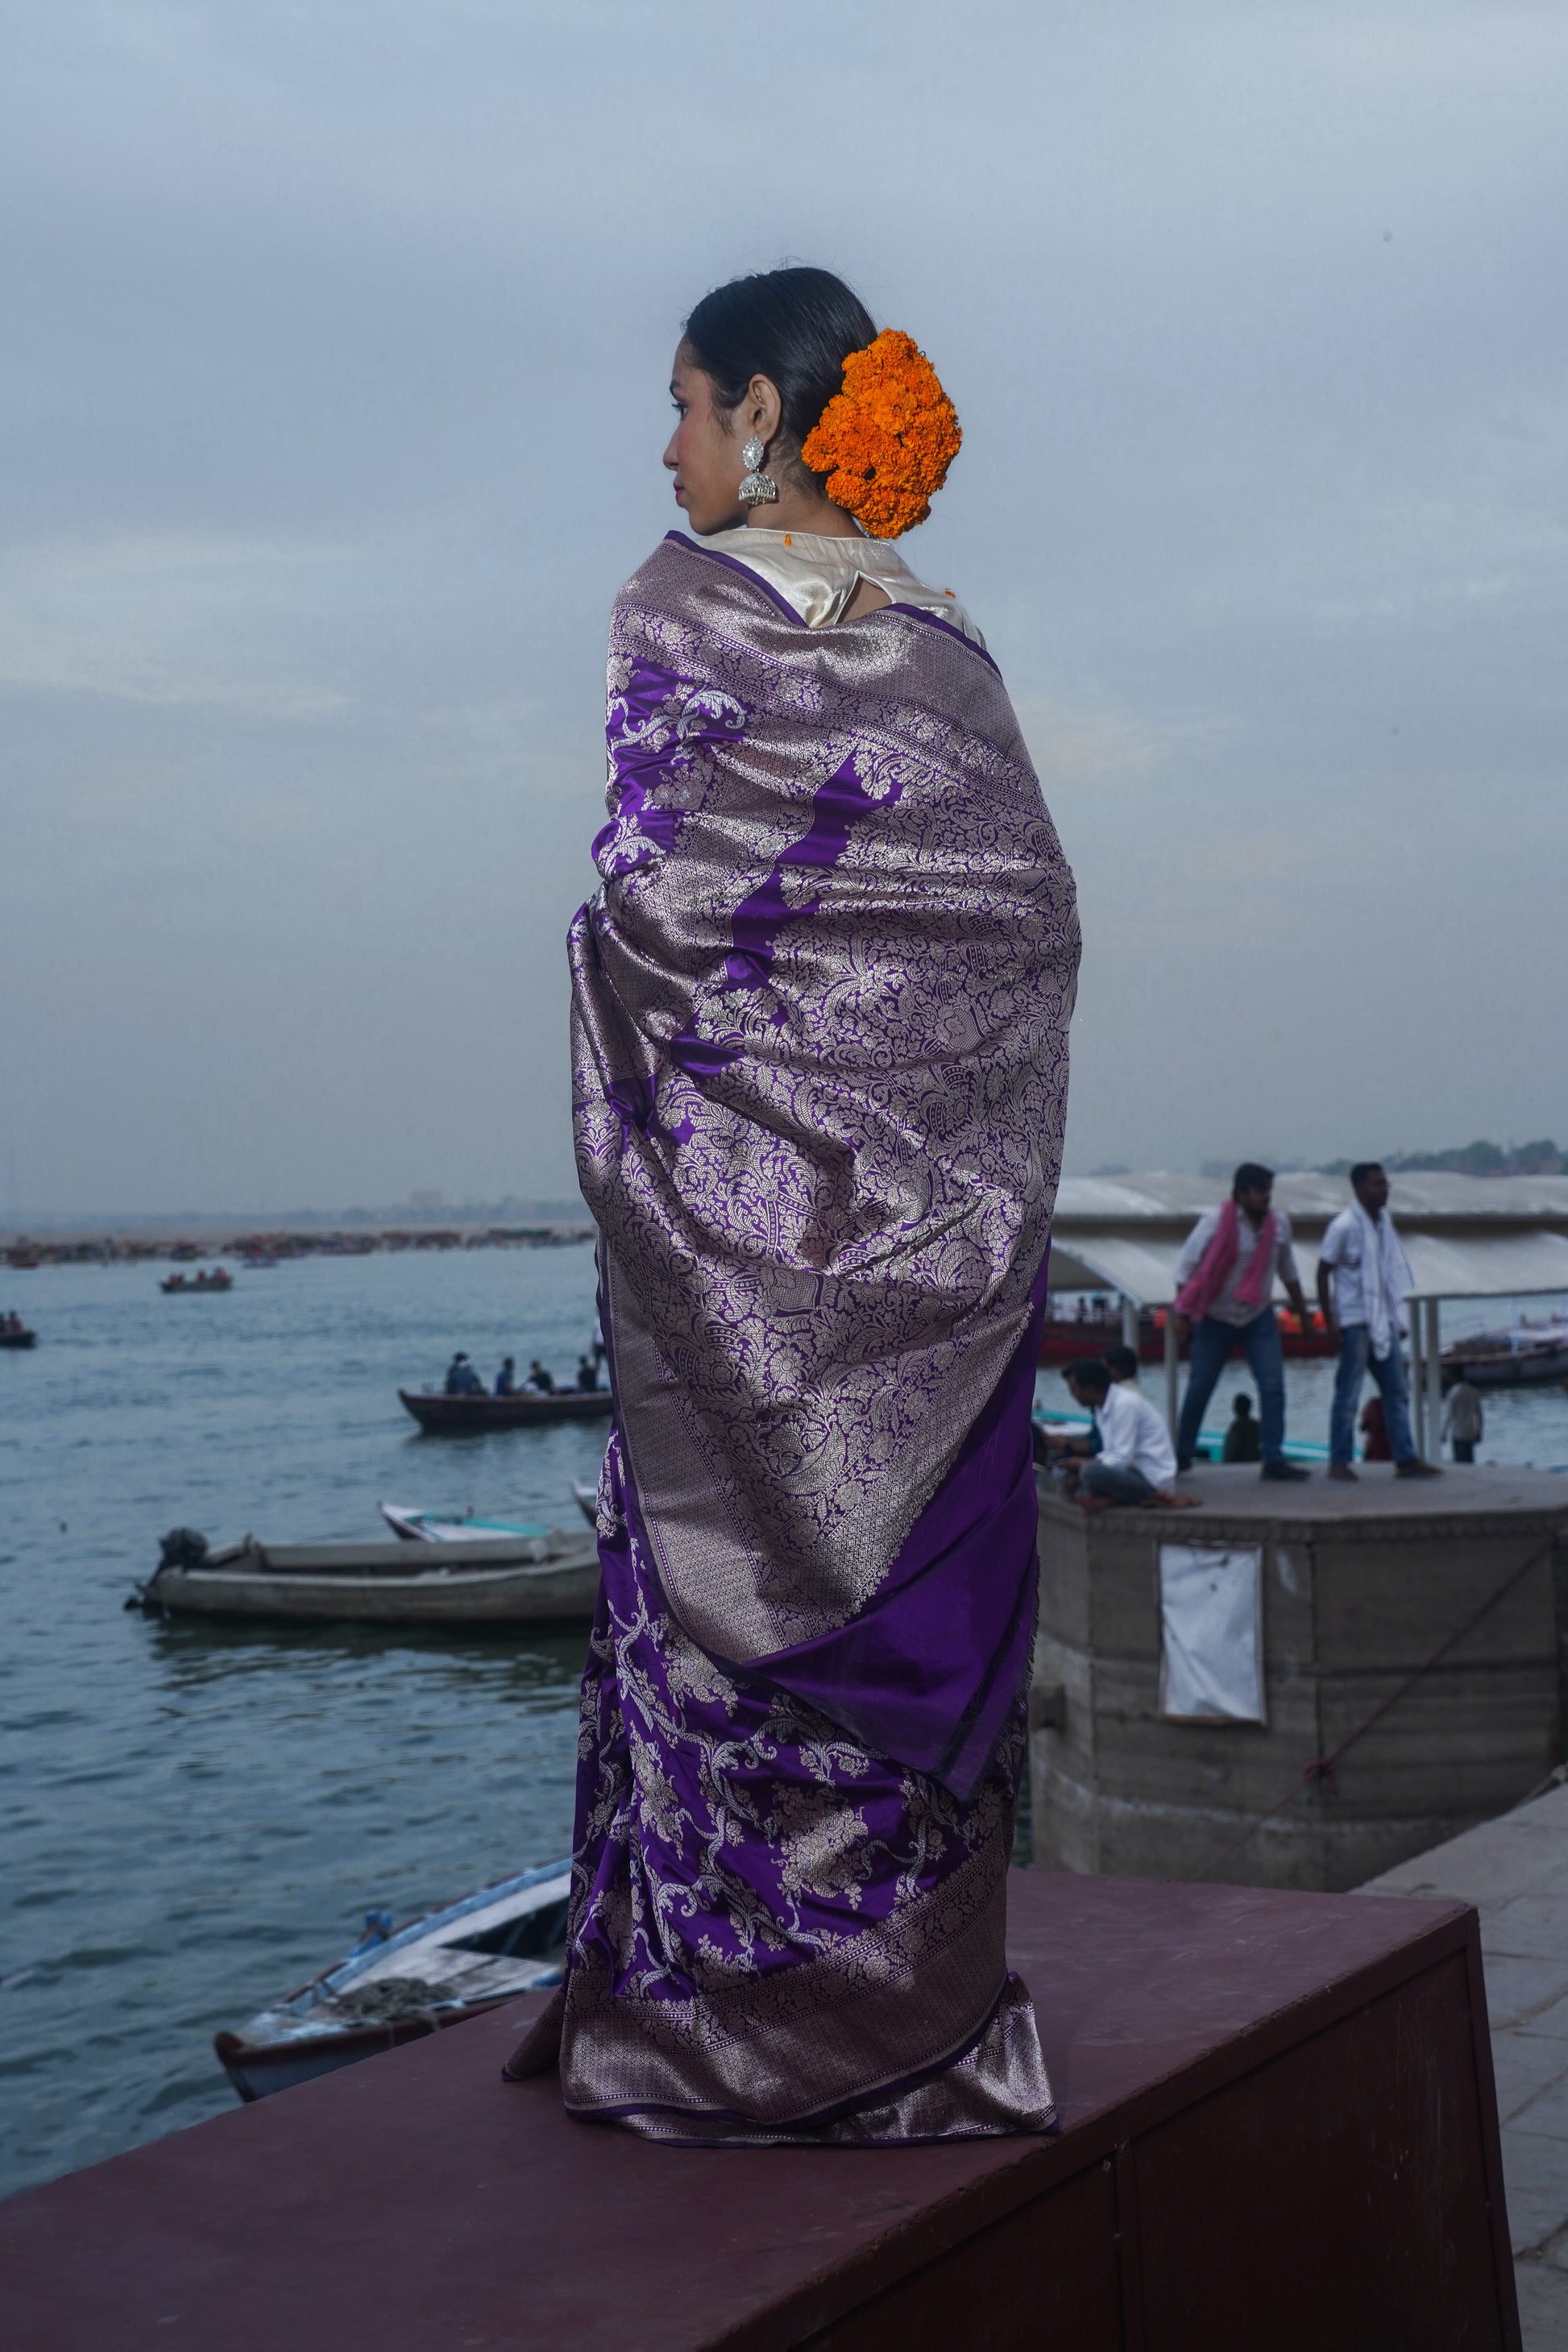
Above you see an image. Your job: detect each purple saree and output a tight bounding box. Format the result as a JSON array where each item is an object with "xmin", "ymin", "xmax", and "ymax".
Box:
[{"xmin": 511, "ymin": 530, "xmax": 1079, "ymax": 2143}]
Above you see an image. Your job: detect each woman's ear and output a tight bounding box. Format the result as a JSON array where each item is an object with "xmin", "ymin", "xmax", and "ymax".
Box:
[{"xmin": 746, "ymin": 373, "xmax": 784, "ymax": 443}]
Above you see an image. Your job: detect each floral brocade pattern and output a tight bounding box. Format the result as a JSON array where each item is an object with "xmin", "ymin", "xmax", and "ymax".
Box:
[
  {"xmin": 569, "ymin": 535, "xmax": 1080, "ymax": 1657},
  {"xmin": 569, "ymin": 1432, "xmax": 1021, "ymax": 2001},
  {"xmin": 554, "ymin": 1431, "xmax": 1040, "ymax": 2135}
]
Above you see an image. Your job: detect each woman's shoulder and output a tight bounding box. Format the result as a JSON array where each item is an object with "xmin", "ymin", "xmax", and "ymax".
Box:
[{"xmin": 666, "ymin": 527, "xmax": 986, "ymax": 649}]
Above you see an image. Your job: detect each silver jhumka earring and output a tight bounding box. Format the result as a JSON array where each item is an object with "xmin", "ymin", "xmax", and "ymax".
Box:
[{"xmin": 738, "ymin": 433, "xmax": 778, "ymax": 506}]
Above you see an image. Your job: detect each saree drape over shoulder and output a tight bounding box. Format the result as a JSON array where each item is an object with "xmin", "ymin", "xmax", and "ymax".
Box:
[{"xmin": 514, "ymin": 529, "xmax": 1079, "ymax": 2143}]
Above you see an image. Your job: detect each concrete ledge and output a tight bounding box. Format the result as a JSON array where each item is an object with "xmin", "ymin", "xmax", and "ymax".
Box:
[
  {"xmin": 1033, "ymin": 1463, "xmax": 1568, "ymax": 1890},
  {"xmin": 1, "ymin": 1871, "xmax": 1519, "ymax": 2351},
  {"xmin": 1364, "ymin": 1778, "xmax": 1568, "ymax": 2347}
]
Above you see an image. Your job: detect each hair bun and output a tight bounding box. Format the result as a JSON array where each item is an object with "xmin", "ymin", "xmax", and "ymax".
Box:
[{"xmin": 800, "ymin": 330, "xmax": 961, "ymax": 538}]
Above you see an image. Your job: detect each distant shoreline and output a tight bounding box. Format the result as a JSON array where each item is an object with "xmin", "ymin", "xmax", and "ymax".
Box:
[{"xmin": 3, "ymin": 1222, "xmax": 595, "ymax": 1267}]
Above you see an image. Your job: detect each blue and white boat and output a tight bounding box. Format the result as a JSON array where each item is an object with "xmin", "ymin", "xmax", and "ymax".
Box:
[{"xmin": 214, "ymin": 1859, "xmax": 571, "ymax": 2101}]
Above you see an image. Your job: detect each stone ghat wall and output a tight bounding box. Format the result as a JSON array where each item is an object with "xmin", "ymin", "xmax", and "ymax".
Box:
[{"xmin": 1030, "ymin": 1465, "xmax": 1568, "ymax": 1893}]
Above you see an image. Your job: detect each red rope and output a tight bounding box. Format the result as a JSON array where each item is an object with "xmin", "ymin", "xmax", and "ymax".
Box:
[{"xmin": 1206, "ymin": 1531, "xmax": 1563, "ymax": 1876}]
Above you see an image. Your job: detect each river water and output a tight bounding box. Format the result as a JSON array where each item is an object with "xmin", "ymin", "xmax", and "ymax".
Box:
[{"xmin": 2, "ymin": 1251, "xmax": 1566, "ymax": 2199}]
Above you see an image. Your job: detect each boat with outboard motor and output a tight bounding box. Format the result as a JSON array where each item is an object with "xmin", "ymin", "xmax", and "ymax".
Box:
[
  {"xmin": 213, "ymin": 1857, "xmax": 570, "ymax": 2101},
  {"xmin": 132, "ymin": 1521, "xmax": 599, "ymax": 1624}
]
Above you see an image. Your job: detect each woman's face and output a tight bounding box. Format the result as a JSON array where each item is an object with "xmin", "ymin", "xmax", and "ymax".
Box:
[{"xmin": 663, "ymin": 344, "xmax": 750, "ymax": 534}]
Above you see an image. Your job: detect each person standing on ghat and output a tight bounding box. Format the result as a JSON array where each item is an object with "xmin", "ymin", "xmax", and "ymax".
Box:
[
  {"xmin": 1172, "ymin": 1162, "xmax": 1313, "ymax": 1479},
  {"xmin": 1317, "ymin": 1162, "xmax": 1440, "ymax": 1481},
  {"xmin": 1443, "ymin": 1377, "xmax": 1484, "ymax": 1463},
  {"xmin": 504, "ymin": 268, "xmax": 1078, "ymax": 2147}
]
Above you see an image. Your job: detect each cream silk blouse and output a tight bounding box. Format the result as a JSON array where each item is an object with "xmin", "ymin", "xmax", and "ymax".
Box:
[{"xmin": 699, "ymin": 525, "xmax": 985, "ymax": 649}]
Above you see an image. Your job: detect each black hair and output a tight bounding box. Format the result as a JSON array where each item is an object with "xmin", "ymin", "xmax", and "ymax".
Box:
[
  {"xmin": 1232, "ymin": 1393, "xmax": 1254, "ymax": 1415},
  {"xmin": 682, "ymin": 268, "xmax": 877, "ymax": 463},
  {"xmin": 1102, "ymin": 1345, "xmax": 1139, "ymax": 1380},
  {"xmin": 1350, "ymin": 1162, "xmax": 1384, "ymax": 1190},
  {"xmin": 1232, "ymin": 1162, "xmax": 1274, "ymax": 1197},
  {"xmin": 1065, "ymin": 1358, "xmax": 1112, "ymax": 1397}
]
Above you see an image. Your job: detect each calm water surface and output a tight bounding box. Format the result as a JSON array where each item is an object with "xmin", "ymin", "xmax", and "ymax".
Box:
[
  {"xmin": 0, "ymin": 1248, "xmax": 606, "ymax": 2198},
  {"xmin": 2, "ymin": 1255, "xmax": 1566, "ymax": 2198}
]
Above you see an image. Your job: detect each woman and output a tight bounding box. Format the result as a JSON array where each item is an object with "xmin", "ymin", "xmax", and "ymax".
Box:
[{"xmin": 508, "ymin": 268, "xmax": 1080, "ymax": 2143}]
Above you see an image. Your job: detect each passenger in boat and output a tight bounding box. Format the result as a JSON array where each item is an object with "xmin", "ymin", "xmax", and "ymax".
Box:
[
  {"xmin": 1442, "ymin": 1379, "xmax": 1483, "ymax": 1464},
  {"xmin": 575, "ymin": 1354, "xmax": 599, "ymax": 1392},
  {"xmin": 1318, "ymin": 1164, "xmax": 1440, "ymax": 1481},
  {"xmin": 527, "ymin": 1358, "xmax": 556, "ymax": 1394},
  {"xmin": 1172, "ymin": 1164, "xmax": 1313, "ymax": 1483},
  {"xmin": 1059, "ymin": 1359, "xmax": 1178, "ymax": 1508},
  {"xmin": 1221, "ymin": 1393, "xmax": 1262, "ymax": 1462},
  {"xmin": 495, "ymin": 1356, "xmax": 518, "ymax": 1396},
  {"xmin": 444, "ymin": 1351, "xmax": 484, "ymax": 1396}
]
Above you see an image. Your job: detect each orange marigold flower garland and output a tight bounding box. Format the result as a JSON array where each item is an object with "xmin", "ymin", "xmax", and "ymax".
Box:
[{"xmin": 800, "ymin": 328, "xmax": 961, "ymax": 539}]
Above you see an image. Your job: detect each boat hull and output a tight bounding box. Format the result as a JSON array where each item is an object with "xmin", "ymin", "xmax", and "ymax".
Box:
[
  {"xmin": 1038, "ymin": 1319, "xmax": 1335, "ymax": 1367},
  {"xmin": 215, "ymin": 1860, "xmax": 570, "ymax": 2099},
  {"xmin": 214, "ymin": 1999, "xmax": 514, "ymax": 2101},
  {"xmin": 140, "ymin": 1536, "xmax": 599, "ymax": 1624},
  {"xmin": 1442, "ymin": 1346, "xmax": 1568, "ymax": 1389},
  {"xmin": 0, "ymin": 1329, "xmax": 36, "ymax": 1349},
  {"xmin": 398, "ymin": 1387, "xmax": 612, "ymax": 1431}
]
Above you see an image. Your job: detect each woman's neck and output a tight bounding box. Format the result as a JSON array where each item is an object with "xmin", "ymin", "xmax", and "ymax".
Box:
[{"xmin": 742, "ymin": 474, "xmax": 862, "ymax": 538}]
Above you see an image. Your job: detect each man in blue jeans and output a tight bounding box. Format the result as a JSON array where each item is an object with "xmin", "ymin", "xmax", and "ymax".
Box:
[
  {"xmin": 1172, "ymin": 1163, "xmax": 1313, "ymax": 1480},
  {"xmin": 1317, "ymin": 1164, "xmax": 1441, "ymax": 1481}
]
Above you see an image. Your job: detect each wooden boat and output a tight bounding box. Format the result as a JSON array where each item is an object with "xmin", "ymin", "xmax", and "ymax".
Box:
[
  {"xmin": 160, "ymin": 1267, "xmax": 233, "ymax": 1294},
  {"xmin": 133, "ymin": 1527, "xmax": 599, "ymax": 1624},
  {"xmin": 380, "ymin": 1503, "xmax": 557, "ymax": 1544},
  {"xmin": 571, "ymin": 1479, "xmax": 598, "ymax": 1527},
  {"xmin": 0, "ymin": 1326, "xmax": 37, "ymax": 1350},
  {"xmin": 1441, "ymin": 1321, "xmax": 1568, "ymax": 1389},
  {"xmin": 398, "ymin": 1384, "xmax": 612, "ymax": 1432},
  {"xmin": 213, "ymin": 1857, "xmax": 570, "ymax": 2101},
  {"xmin": 1038, "ymin": 1309, "xmax": 1335, "ymax": 1367}
]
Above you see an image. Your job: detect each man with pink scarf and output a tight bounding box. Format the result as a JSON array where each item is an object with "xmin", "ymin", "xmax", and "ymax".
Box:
[{"xmin": 1172, "ymin": 1163, "xmax": 1314, "ymax": 1479}]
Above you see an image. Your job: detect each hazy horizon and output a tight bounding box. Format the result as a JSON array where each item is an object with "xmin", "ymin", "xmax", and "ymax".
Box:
[{"xmin": 5, "ymin": 3, "xmax": 1566, "ymax": 1215}]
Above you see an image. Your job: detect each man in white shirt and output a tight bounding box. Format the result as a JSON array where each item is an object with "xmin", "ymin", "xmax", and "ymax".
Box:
[
  {"xmin": 1317, "ymin": 1163, "xmax": 1438, "ymax": 1480},
  {"xmin": 1172, "ymin": 1163, "xmax": 1314, "ymax": 1480},
  {"xmin": 1060, "ymin": 1359, "xmax": 1177, "ymax": 1508}
]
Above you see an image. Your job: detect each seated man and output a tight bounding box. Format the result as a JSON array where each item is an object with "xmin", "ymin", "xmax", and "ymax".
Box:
[
  {"xmin": 528, "ymin": 1358, "xmax": 556, "ymax": 1395},
  {"xmin": 575, "ymin": 1354, "xmax": 599, "ymax": 1392},
  {"xmin": 1221, "ymin": 1394, "xmax": 1262, "ymax": 1462},
  {"xmin": 444, "ymin": 1351, "xmax": 483, "ymax": 1396},
  {"xmin": 1060, "ymin": 1359, "xmax": 1180, "ymax": 1510},
  {"xmin": 1037, "ymin": 1340, "xmax": 1142, "ymax": 1468},
  {"xmin": 495, "ymin": 1355, "xmax": 518, "ymax": 1397}
]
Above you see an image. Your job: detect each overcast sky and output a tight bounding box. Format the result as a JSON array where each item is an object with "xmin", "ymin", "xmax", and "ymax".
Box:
[{"xmin": 3, "ymin": 2, "xmax": 1565, "ymax": 1215}]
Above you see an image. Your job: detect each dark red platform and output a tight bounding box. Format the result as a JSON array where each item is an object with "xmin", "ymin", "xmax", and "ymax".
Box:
[{"xmin": 1, "ymin": 1873, "xmax": 1519, "ymax": 2351}]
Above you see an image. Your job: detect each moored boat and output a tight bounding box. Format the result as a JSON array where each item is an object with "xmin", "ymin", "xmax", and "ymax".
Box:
[
  {"xmin": 133, "ymin": 1524, "xmax": 599, "ymax": 1624},
  {"xmin": 398, "ymin": 1384, "xmax": 612, "ymax": 1432},
  {"xmin": 213, "ymin": 1857, "xmax": 570, "ymax": 2101},
  {"xmin": 1441, "ymin": 1320, "xmax": 1568, "ymax": 1389},
  {"xmin": 380, "ymin": 1502, "xmax": 556, "ymax": 1544},
  {"xmin": 1038, "ymin": 1309, "xmax": 1334, "ymax": 1367},
  {"xmin": 571, "ymin": 1478, "xmax": 598, "ymax": 1527}
]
